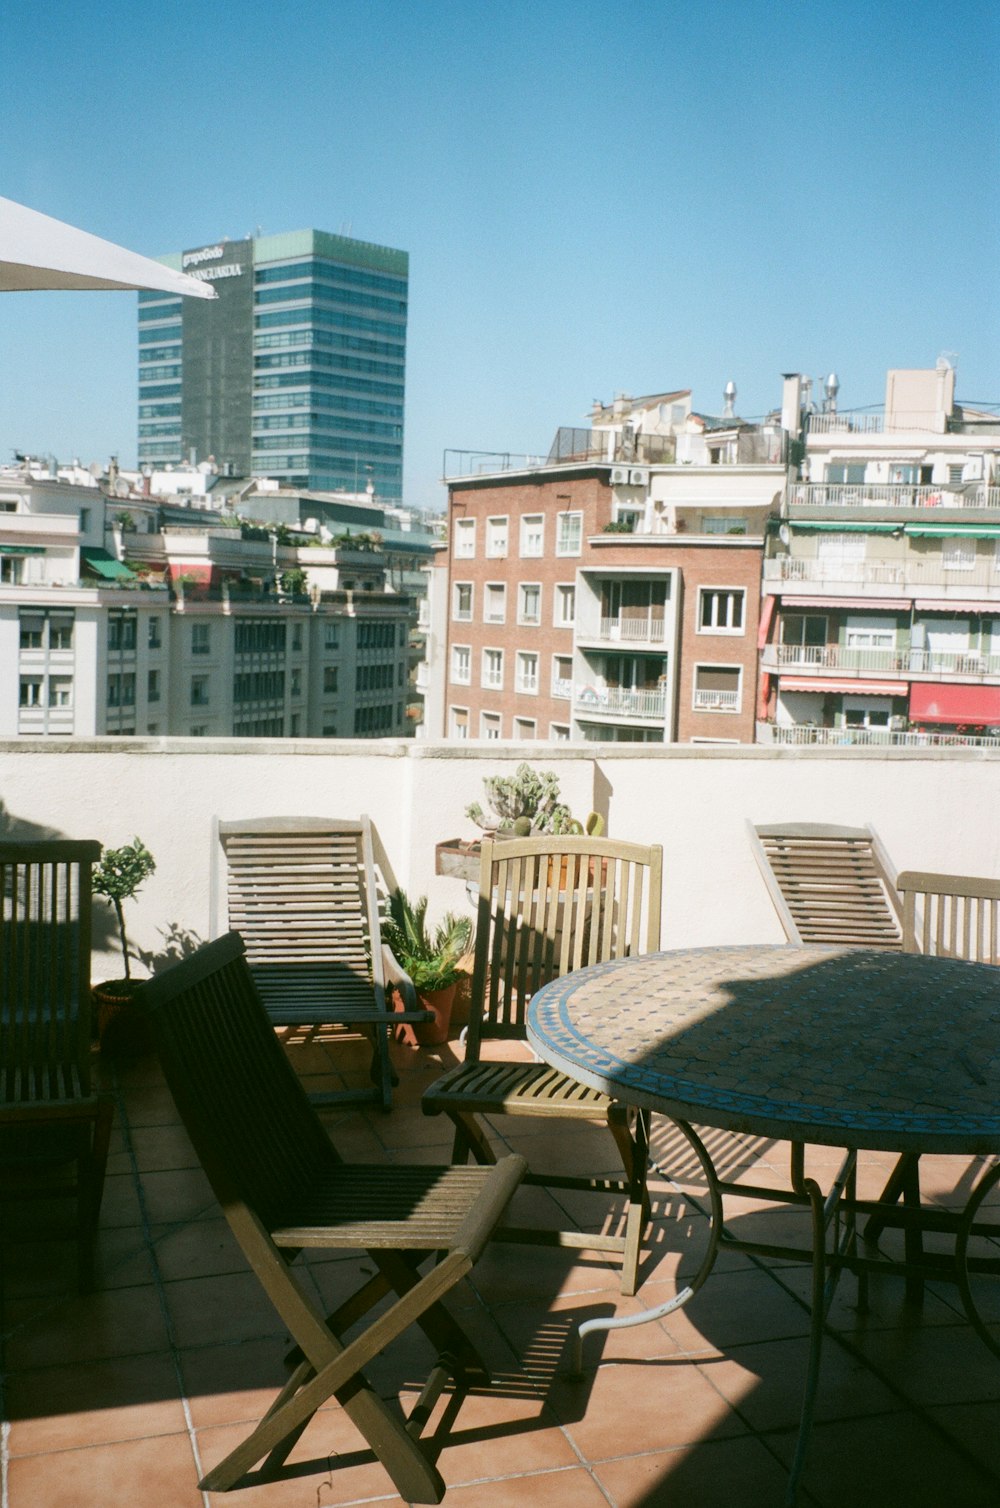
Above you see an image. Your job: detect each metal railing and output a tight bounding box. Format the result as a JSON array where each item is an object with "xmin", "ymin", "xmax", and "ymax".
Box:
[
  {"xmin": 573, "ymin": 685, "xmax": 667, "ymax": 720},
  {"xmin": 596, "ymin": 615, "xmax": 667, "ymax": 644},
  {"xmin": 770, "ymin": 644, "xmax": 1000, "ymax": 678},
  {"xmin": 764, "ymin": 557, "xmax": 1000, "ymax": 590},
  {"xmin": 693, "ymin": 688, "xmax": 741, "ymax": 712},
  {"xmin": 786, "ymin": 483, "xmax": 999, "ymax": 511},
  {"xmin": 805, "ymin": 413, "xmax": 884, "ymax": 435},
  {"xmin": 758, "ymin": 722, "xmax": 1000, "ymax": 750}
]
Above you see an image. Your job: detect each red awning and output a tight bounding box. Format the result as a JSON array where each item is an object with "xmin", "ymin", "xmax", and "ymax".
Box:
[
  {"xmin": 913, "ymin": 600, "xmax": 995, "ymax": 613},
  {"xmin": 757, "ymin": 593, "xmax": 777, "ymax": 649},
  {"xmin": 780, "ymin": 597, "xmax": 905, "ymax": 611},
  {"xmin": 909, "ymin": 682, "xmax": 1000, "ymax": 724},
  {"xmin": 757, "ymin": 670, "xmax": 772, "ymax": 719},
  {"xmin": 780, "ymin": 676, "xmax": 908, "ymax": 696}
]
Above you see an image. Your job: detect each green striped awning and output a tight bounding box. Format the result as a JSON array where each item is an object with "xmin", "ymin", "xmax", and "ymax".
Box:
[
  {"xmin": 790, "ymin": 521, "xmax": 901, "ymax": 533},
  {"xmin": 0, "ymin": 543, "xmax": 44, "ymax": 554},
  {"xmin": 80, "ymin": 547, "xmax": 136, "ymax": 580},
  {"xmin": 904, "ymin": 524, "xmax": 1000, "ymax": 538}
]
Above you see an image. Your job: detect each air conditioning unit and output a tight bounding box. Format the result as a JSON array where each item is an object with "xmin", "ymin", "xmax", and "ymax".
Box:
[
  {"xmin": 610, "ymin": 466, "xmax": 630, "ymax": 486},
  {"xmin": 630, "ymin": 468, "xmax": 650, "ymax": 486}
]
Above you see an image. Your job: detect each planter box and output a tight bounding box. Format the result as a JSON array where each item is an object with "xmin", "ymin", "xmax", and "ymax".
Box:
[{"xmin": 435, "ymin": 839, "xmax": 482, "ymax": 882}]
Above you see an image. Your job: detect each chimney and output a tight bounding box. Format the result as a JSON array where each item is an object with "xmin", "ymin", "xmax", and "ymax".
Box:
[
  {"xmin": 723, "ymin": 380, "xmax": 736, "ymax": 419},
  {"xmin": 781, "ymin": 373, "xmax": 804, "ymax": 437}
]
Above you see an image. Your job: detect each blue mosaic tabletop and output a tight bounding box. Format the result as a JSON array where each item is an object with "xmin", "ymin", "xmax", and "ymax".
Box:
[{"xmin": 527, "ymin": 945, "xmax": 1000, "ymax": 1154}]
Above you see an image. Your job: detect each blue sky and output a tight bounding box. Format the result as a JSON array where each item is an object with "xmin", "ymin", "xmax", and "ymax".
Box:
[{"xmin": 2, "ymin": 0, "xmax": 997, "ymax": 511}]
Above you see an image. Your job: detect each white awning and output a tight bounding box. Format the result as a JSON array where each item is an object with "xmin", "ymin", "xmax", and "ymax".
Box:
[{"xmin": 0, "ymin": 196, "xmax": 215, "ymax": 299}]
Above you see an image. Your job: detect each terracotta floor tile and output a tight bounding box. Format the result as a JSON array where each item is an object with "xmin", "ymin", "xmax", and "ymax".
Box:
[
  {"xmin": 197, "ymin": 1412, "xmax": 404, "ymax": 1505},
  {"xmin": 654, "ymin": 1264, "xmax": 813, "ymax": 1355},
  {"xmin": 162, "ymin": 1269, "xmax": 286, "ymax": 1350},
  {"xmin": 925, "ymin": 1400, "xmax": 1000, "ymax": 1476},
  {"xmin": 179, "ymin": 1336, "xmax": 322, "ymax": 1430},
  {"xmin": 425, "ymin": 1385, "xmax": 579, "ymax": 1483},
  {"xmin": 5, "ymin": 1351, "xmax": 186, "ymax": 1454},
  {"xmin": 593, "ymin": 1434, "xmax": 792, "ymax": 1508},
  {"xmin": 6, "ymin": 1431, "xmax": 204, "ymax": 1508},
  {"xmin": 847, "ymin": 1317, "xmax": 1000, "ymax": 1408},
  {"xmin": 442, "ymin": 1466, "xmax": 613, "ymax": 1506},
  {"xmin": 3, "ymin": 1282, "xmax": 171, "ymax": 1368},
  {"xmin": 147, "ymin": 1216, "xmax": 248, "ymax": 1282},
  {"xmin": 139, "ymin": 1166, "xmax": 218, "ymax": 1224},
  {"xmin": 704, "ymin": 1333, "xmax": 902, "ymax": 1430},
  {"xmin": 127, "ymin": 1120, "xmax": 199, "ymax": 1172}
]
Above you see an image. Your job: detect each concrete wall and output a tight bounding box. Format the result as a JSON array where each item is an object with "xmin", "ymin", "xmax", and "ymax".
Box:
[{"xmin": 0, "ymin": 737, "xmax": 996, "ymax": 981}]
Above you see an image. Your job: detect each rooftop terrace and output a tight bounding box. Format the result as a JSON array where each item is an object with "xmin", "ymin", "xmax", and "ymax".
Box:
[{"xmin": 1, "ymin": 739, "xmax": 998, "ymax": 1506}]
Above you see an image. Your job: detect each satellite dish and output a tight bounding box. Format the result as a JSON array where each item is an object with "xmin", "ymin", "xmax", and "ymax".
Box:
[
  {"xmin": 115, "ymin": 478, "xmax": 130, "ymax": 498},
  {"xmin": 778, "ymin": 523, "xmax": 791, "ymax": 547},
  {"xmin": 88, "ymin": 461, "xmax": 102, "ymax": 478}
]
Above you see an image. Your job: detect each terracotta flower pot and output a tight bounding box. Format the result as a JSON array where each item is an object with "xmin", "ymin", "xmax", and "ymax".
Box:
[
  {"xmin": 413, "ymin": 983, "xmax": 458, "ymax": 1047},
  {"xmin": 93, "ymin": 981, "xmax": 152, "ymax": 1057}
]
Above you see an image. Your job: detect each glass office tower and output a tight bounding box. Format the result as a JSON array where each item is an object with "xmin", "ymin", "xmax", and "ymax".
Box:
[{"xmin": 138, "ymin": 230, "xmax": 407, "ymax": 500}]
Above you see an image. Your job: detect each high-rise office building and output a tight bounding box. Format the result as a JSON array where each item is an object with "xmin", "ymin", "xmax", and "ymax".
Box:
[{"xmin": 138, "ymin": 229, "xmax": 407, "ymax": 500}]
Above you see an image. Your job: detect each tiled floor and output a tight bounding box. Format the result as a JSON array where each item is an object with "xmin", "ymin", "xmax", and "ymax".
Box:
[{"xmin": 2, "ymin": 1027, "xmax": 998, "ymax": 1508}]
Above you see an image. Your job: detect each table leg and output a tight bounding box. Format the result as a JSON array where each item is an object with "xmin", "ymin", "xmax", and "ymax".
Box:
[{"xmin": 955, "ymin": 1158, "xmax": 1000, "ymax": 1361}]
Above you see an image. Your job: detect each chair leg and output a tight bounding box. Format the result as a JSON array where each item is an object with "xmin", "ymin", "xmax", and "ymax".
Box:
[
  {"xmin": 450, "ymin": 1113, "xmax": 497, "ymax": 1167},
  {"xmin": 608, "ymin": 1104, "xmax": 650, "ymax": 1297},
  {"xmin": 77, "ymin": 1097, "xmax": 114, "ymax": 1293}
]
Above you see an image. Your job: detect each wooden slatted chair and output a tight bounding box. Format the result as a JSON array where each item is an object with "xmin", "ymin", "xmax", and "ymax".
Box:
[
  {"xmin": 898, "ymin": 869, "xmax": 1000, "ymax": 963},
  {"xmin": 0, "ymin": 839, "xmax": 112, "ymax": 1291},
  {"xmin": 422, "ymin": 835, "xmax": 663, "ymax": 1296},
  {"xmin": 140, "ymin": 932, "xmax": 526, "ymax": 1503},
  {"xmin": 748, "ymin": 821, "xmax": 903, "ymax": 948},
  {"xmin": 213, "ymin": 815, "xmax": 429, "ymax": 1110}
]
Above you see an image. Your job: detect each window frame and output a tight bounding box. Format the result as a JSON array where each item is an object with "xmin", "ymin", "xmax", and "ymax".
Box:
[
  {"xmin": 450, "ymin": 644, "xmax": 472, "ymax": 685},
  {"xmin": 452, "ymin": 581, "xmax": 474, "ymax": 621},
  {"xmin": 553, "ymin": 582, "xmax": 576, "ymax": 627},
  {"xmin": 519, "ymin": 513, "xmax": 544, "ymax": 558},
  {"xmin": 517, "ymin": 581, "xmax": 542, "ymax": 625},
  {"xmin": 515, "ymin": 649, "xmax": 539, "ymax": 695},
  {"xmin": 556, "ymin": 510, "xmax": 583, "ymax": 557},
  {"xmin": 481, "ymin": 647, "xmax": 504, "ymax": 690},
  {"xmin": 453, "ymin": 517, "xmax": 476, "ymax": 559},
  {"xmin": 697, "ymin": 586, "xmax": 746, "ymax": 635},
  {"xmin": 692, "ymin": 662, "xmax": 743, "ymax": 714},
  {"xmin": 485, "ymin": 515, "xmax": 509, "ymax": 558},
  {"xmin": 483, "ymin": 581, "xmax": 507, "ymax": 624}
]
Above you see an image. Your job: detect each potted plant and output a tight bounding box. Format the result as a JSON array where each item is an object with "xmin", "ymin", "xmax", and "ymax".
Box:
[
  {"xmin": 92, "ymin": 837, "xmax": 156, "ymax": 1054},
  {"xmin": 436, "ymin": 764, "xmax": 605, "ymax": 880},
  {"xmin": 381, "ymin": 890, "xmax": 473, "ymax": 1045}
]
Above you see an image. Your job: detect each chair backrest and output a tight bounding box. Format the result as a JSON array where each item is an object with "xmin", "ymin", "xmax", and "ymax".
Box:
[
  {"xmin": 466, "ymin": 835, "xmax": 663, "ymax": 1056},
  {"xmin": 0, "ymin": 839, "xmax": 101, "ymax": 1097},
  {"xmin": 898, "ymin": 870, "xmax": 1000, "ymax": 964},
  {"xmin": 214, "ymin": 815, "xmax": 388, "ymax": 1006},
  {"xmin": 140, "ymin": 932, "xmax": 339, "ymax": 1226},
  {"xmin": 748, "ymin": 821, "xmax": 902, "ymax": 949}
]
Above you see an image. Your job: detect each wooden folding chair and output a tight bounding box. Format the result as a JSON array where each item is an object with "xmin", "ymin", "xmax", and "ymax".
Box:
[
  {"xmin": 748, "ymin": 821, "xmax": 903, "ymax": 948},
  {"xmin": 0, "ymin": 839, "xmax": 113, "ymax": 1291},
  {"xmin": 422, "ymin": 835, "xmax": 662, "ymax": 1296},
  {"xmin": 140, "ymin": 932, "xmax": 525, "ymax": 1503},
  {"xmin": 213, "ymin": 815, "xmax": 429, "ymax": 1110},
  {"xmin": 898, "ymin": 870, "xmax": 1000, "ymax": 964}
]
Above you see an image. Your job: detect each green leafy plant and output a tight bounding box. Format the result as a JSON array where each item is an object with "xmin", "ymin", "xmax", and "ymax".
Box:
[
  {"xmin": 381, "ymin": 891, "xmax": 473, "ymax": 993},
  {"xmin": 466, "ymin": 763, "xmax": 581, "ymax": 835},
  {"xmin": 92, "ymin": 838, "xmax": 156, "ymax": 984}
]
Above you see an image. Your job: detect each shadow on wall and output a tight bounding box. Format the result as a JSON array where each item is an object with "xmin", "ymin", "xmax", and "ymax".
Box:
[{"xmin": 0, "ymin": 802, "xmax": 204, "ymax": 979}]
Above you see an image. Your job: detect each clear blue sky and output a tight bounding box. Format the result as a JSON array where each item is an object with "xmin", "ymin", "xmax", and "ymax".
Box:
[{"xmin": 2, "ymin": 0, "xmax": 997, "ymax": 511}]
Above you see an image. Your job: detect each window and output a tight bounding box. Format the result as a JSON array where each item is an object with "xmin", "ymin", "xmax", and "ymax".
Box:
[
  {"xmin": 515, "ymin": 651, "xmax": 539, "ymax": 693},
  {"xmin": 482, "ymin": 648, "xmax": 504, "ymax": 689},
  {"xmin": 484, "ymin": 582, "xmax": 506, "ymax": 623},
  {"xmin": 291, "ymin": 623, "xmax": 303, "ymax": 651},
  {"xmin": 291, "ymin": 668, "xmax": 302, "ymax": 696},
  {"xmin": 324, "ymin": 622, "xmax": 339, "ymax": 649},
  {"xmin": 190, "ymin": 674, "xmax": 209, "ymax": 707},
  {"xmin": 19, "ymin": 619, "xmax": 43, "ymax": 650},
  {"xmin": 693, "ymin": 664, "xmax": 742, "ymax": 712},
  {"xmin": 480, "ymin": 712, "xmax": 502, "ymax": 740},
  {"xmin": 513, "ymin": 717, "xmax": 536, "ymax": 740},
  {"xmin": 486, "ymin": 516, "xmax": 508, "ymax": 557},
  {"xmin": 520, "ymin": 514, "xmax": 543, "ymax": 557},
  {"xmin": 699, "ymin": 588, "xmax": 745, "ymax": 633},
  {"xmin": 554, "ymin": 584, "xmax": 576, "ymax": 626},
  {"xmin": 550, "ymin": 723, "xmax": 571, "ymax": 742},
  {"xmin": 49, "ymin": 677, "xmax": 73, "ymax": 708},
  {"xmin": 942, "ymin": 538, "xmax": 976, "ymax": 571},
  {"xmin": 147, "ymin": 668, "xmax": 160, "ymax": 702},
  {"xmin": 453, "ymin": 582, "xmax": 473, "ymax": 621},
  {"xmin": 148, "ymin": 617, "xmax": 162, "ymax": 650},
  {"xmin": 781, "ymin": 613, "xmax": 827, "ymax": 650},
  {"xmin": 451, "ymin": 645, "xmax": 471, "ymax": 684},
  {"xmin": 845, "ymin": 617, "xmax": 895, "ymax": 650},
  {"xmin": 947, "ymin": 463, "xmax": 965, "ymax": 485},
  {"xmin": 556, "ymin": 511, "xmax": 583, "ymax": 556},
  {"xmin": 518, "ymin": 582, "xmax": 541, "ymax": 625},
  {"xmin": 192, "ymin": 623, "xmax": 210, "ymax": 655},
  {"xmin": 19, "ymin": 678, "xmax": 42, "ymax": 707},
  {"xmin": 450, "ymin": 706, "xmax": 469, "ymax": 740},
  {"xmin": 552, "ymin": 655, "xmax": 573, "ymax": 698},
  {"xmin": 190, "ymin": 725, "xmax": 208, "ymax": 737},
  {"xmin": 79, "ymin": 507, "xmax": 91, "ymax": 531},
  {"xmin": 323, "ymin": 665, "xmax": 338, "ymax": 693},
  {"xmin": 108, "ymin": 615, "xmax": 137, "ymax": 652},
  {"xmin": 121, "ymin": 672, "xmax": 135, "ymax": 706},
  {"xmin": 702, "ymin": 516, "xmax": 748, "ymax": 536},
  {"xmin": 453, "ymin": 518, "xmax": 476, "ymax": 558},
  {"xmin": 49, "ymin": 617, "xmax": 73, "ymax": 651},
  {"xmin": 826, "ymin": 463, "xmax": 866, "ymax": 485}
]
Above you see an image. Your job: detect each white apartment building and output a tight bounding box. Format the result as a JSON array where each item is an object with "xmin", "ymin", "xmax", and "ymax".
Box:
[{"xmin": 0, "ymin": 469, "xmax": 413, "ymax": 740}]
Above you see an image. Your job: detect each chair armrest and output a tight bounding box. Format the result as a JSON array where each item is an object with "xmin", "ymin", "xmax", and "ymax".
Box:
[{"xmin": 382, "ymin": 945, "xmax": 418, "ymax": 1012}]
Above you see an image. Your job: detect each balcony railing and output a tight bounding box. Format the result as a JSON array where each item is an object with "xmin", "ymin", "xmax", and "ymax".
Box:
[
  {"xmin": 769, "ymin": 644, "xmax": 1000, "ymax": 678},
  {"xmin": 693, "ymin": 688, "xmax": 741, "ymax": 712},
  {"xmin": 758, "ymin": 722, "xmax": 1000, "ymax": 749},
  {"xmin": 573, "ymin": 685, "xmax": 667, "ymax": 720},
  {"xmin": 596, "ymin": 615, "xmax": 667, "ymax": 644},
  {"xmin": 805, "ymin": 413, "xmax": 884, "ymax": 435},
  {"xmin": 786, "ymin": 483, "xmax": 999, "ymax": 512},
  {"xmin": 764, "ymin": 557, "xmax": 1000, "ymax": 591},
  {"xmin": 552, "ymin": 677, "xmax": 572, "ymax": 699}
]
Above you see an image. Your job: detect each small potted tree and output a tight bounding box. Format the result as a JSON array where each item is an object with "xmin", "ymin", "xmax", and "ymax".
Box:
[
  {"xmin": 92, "ymin": 837, "xmax": 156, "ymax": 1054},
  {"xmin": 381, "ymin": 891, "xmax": 472, "ymax": 1045}
]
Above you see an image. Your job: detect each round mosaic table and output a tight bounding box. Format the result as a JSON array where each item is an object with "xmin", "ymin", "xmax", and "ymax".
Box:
[{"xmin": 527, "ymin": 944, "xmax": 1000, "ymax": 1506}]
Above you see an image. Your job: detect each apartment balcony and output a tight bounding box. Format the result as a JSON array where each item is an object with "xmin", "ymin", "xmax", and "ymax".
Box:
[
  {"xmin": 692, "ymin": 687, "xmax": 741, "ymax": 712},
  {"xmin": 590, "ymin": 614, "xmax": 667, "ymax": 645},
  {"xmin": 764, "ymin": 555, "xmax": 1000, "ymax": 598},
  {"xmin": 764, "ymin": 644, "xmax": 1000, "ymax": 681},
  {"xmin": 786, "ymin": 483, "xmax": 1000, "ymax": 514},
  {"xmin": 757, "ymin": 721, "xmax": 1000, "ymax": 749},
  {"xmin": 0, "ymin": 739, "xmax": 998, "ymax": 1506},
  {"xmin": 572, "ymin": 684, "xmax": 667, "ymax": 722}
]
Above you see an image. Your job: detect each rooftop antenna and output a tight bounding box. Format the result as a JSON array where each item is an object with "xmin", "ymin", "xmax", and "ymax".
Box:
[{"xmin": 723, "ymin": 380, "xmax": 736, "ymax": 419}]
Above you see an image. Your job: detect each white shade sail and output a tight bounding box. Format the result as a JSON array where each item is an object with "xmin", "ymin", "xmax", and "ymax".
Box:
[{"xmin": 0, "ymin": 196, "xmax": 216, "ymax": 298}]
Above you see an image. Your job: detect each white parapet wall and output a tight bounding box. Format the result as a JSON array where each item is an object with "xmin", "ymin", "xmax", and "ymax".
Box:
[{"xmin": 0, "ymin": 737, "xmax": 997, "ymax": 981}]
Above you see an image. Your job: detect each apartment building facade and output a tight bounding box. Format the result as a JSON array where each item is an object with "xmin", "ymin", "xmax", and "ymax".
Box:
[
  {"xmin": 759, "ymin": 365, "xmax": 1000, "ymax": 744},
  {"xmin": 0, "ymin": 471, "xmax": 412, "ymax": 740},
  {"xmin": 439, "ymin": 393, "xmax": 785, "ymax": 743},
  {"xmin": 138, "ymin": 228, "xmax": 407, "ymax": 500}
]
